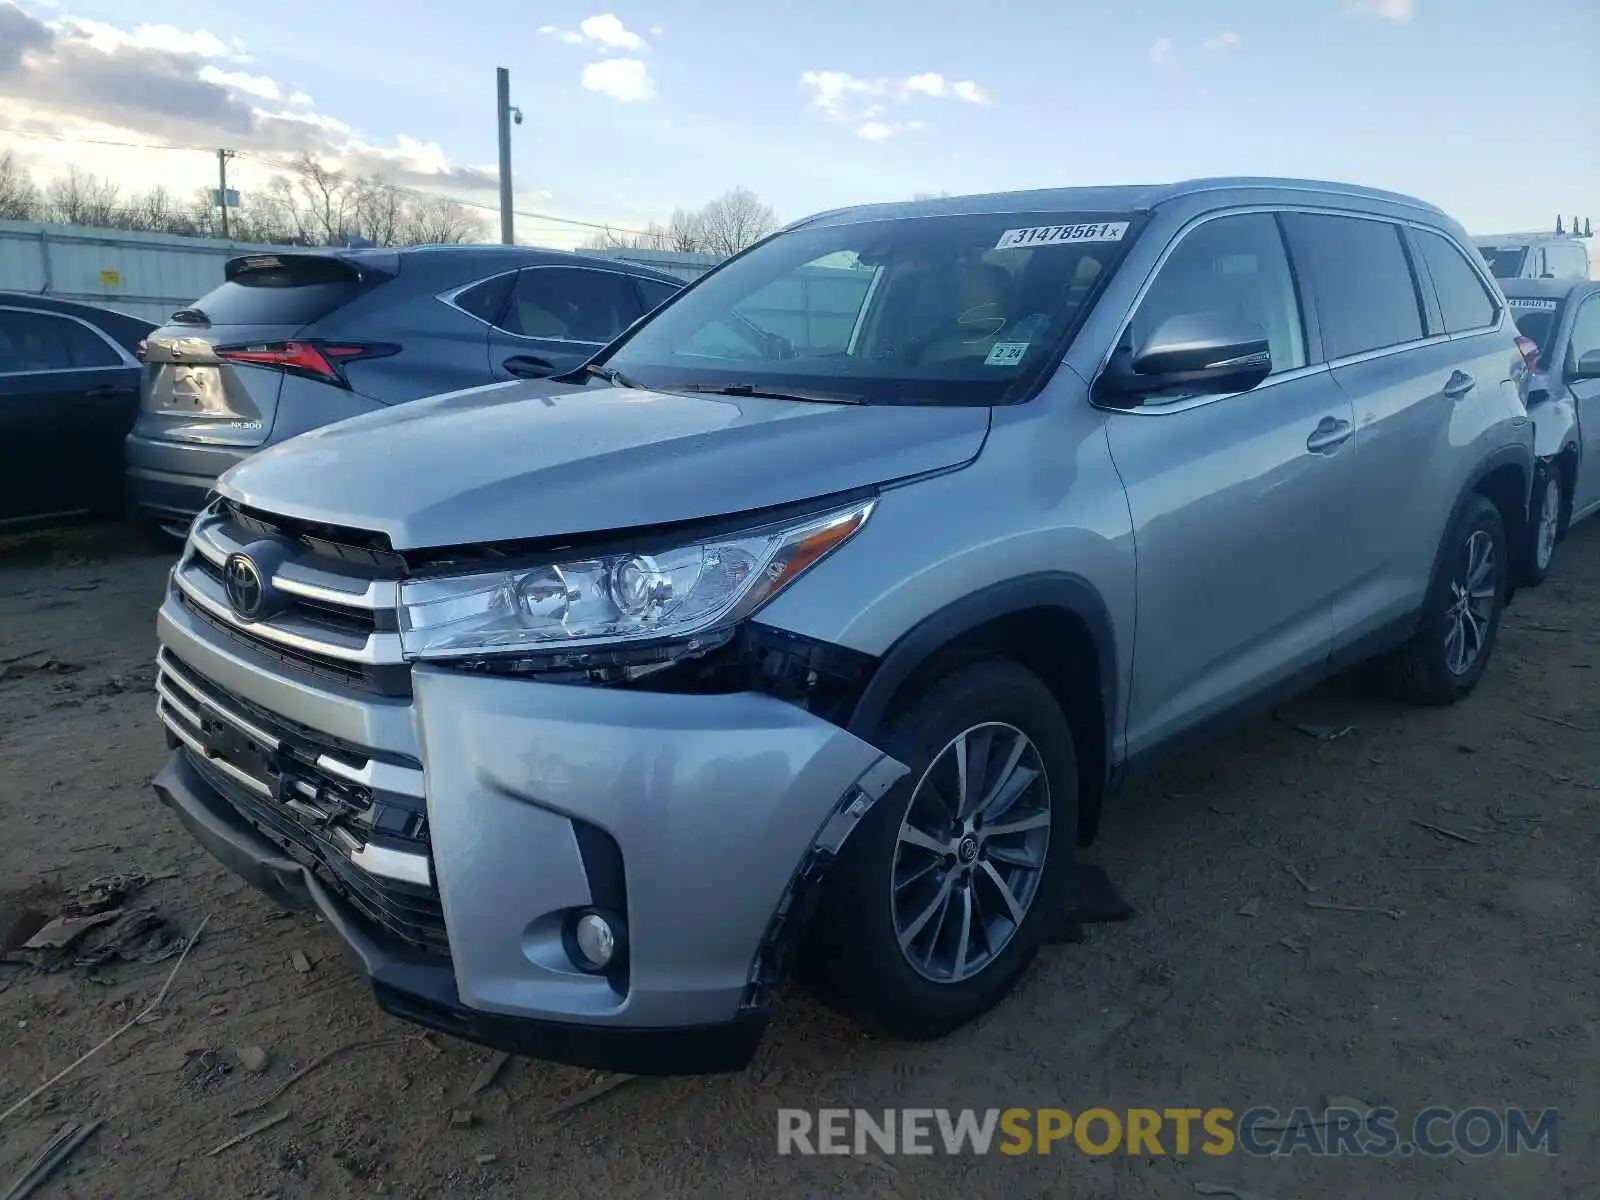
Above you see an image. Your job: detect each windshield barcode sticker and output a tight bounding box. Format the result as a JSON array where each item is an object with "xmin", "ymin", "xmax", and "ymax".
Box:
[
  {"xmin": 984, "ymin": 341, "xmax": 1030, "ymax": 366},
  {"xmin": 1507, "ymin": 298, "xmax": 1559, "ymax": 311},
  {"xmin": 995, "ymin": 222, "xmax": 1129, "ymax": 250}
]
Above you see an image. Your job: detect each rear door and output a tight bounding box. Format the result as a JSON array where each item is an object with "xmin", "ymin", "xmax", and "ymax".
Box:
[
  {"xmin": 0, "ymin": 307, "xmax": 139, "ymax": 522},
  {"xmin": 134, "ymin": 252, "xmax": 389, "ymax": 449},
  {"xmin": 486, "ymin": 265, "xmax": 646, "ymax": 379},
  {"xmin": 1564, "ymin": 293, "xmax": 1600, "ymax": 515}
]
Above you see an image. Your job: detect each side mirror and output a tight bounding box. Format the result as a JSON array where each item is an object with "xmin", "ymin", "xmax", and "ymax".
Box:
[
  {"xmin": 1100, "ymin": 311, "xmax": 1272, "ymax": 401},
  {"xmin": 1569, "ymin": 349, "xmax": 1600, "ymax": 381}
]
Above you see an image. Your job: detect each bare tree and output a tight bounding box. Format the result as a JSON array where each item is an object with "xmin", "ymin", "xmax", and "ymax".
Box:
[
  {"xmin": 0, "ymin": 149, "xmax": 41, "ymax": 220},
  {"xmin": 352, "ymin": 175, "xmax": 405, "ymax": 246},
  {"xmin": 695, "ymin": 187, "xmax": 777, "ymax": 258},
  {"xmin": 401, "ymin": 195, "xmax": 487, "ymax": 245},
  {"xmin": 45, "ymin": 167, "xmax": 122, "ymax": 227}
]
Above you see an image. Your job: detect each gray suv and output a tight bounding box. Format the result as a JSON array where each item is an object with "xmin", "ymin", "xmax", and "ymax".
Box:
[
  {"xmin": 126, "ymin": 246, "xmax": 686, "ymax": 535},
  {"xmin": 149, "ymin": 178, "xmax": 1534, "ymax": 1075}
]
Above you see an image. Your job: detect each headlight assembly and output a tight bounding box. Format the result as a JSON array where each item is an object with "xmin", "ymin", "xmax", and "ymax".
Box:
[{"xmin": 397, "ymin": 498, "xmax": 875, "ymax": 662}]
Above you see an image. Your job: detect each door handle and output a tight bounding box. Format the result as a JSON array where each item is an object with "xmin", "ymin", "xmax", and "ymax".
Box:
[
  {"xmin": 502, "ymin": 355, "xmax": 555, "ymax": 378},
  {"xmin": 1443, "ymin": 370, "xmax": 1476, "ymax": 399},
  {"xmin": 1306, "ymin": 415, "xmax": 1353, "ymax": 454},
  {"xmin": 85, "ymin": 385, "xmax": 123, "ymax": 399}
]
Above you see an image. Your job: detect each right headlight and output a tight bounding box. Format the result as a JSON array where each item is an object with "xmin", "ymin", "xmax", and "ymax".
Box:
[{"xmin": 397, "ymin": 497, "xmax": 875, "ymax": 662}]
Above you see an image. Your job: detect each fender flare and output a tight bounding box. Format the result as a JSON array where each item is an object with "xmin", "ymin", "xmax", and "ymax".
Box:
[
  {"xmin": 843, "ymin": 572, "xmax": 1120, "ymax": 788},
  {"xmin": 1429, "ymin": 443, "xmax": 1532, "ymax": 588}
]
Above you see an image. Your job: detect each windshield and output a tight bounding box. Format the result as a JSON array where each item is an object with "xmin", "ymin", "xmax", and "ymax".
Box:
[
  {"xmin": 1478, "ymin": 246, "xmax": 1528, "ymax": 280},
  {"xmin": 600, "ymin": 211, "xmax": 1141, "ymax": 405},
  {"xmin": 1506, "ymin": 297, "xmax": 1564, "ymax": 366}
]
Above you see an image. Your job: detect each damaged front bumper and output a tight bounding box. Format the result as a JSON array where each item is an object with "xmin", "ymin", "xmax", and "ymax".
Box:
[{"xmin": 153, "ymin": 595, "xmax": 907, "ymax": 1074}]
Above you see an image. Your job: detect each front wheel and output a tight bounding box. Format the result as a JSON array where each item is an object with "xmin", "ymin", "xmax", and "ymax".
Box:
[
  {"xmin": 800, "ymin": 660, "xmax": 1078, "ymax": 1040},
  {"xmin": 1371, "ymin": 493, "xmax": 1508, "ymax": 705},
  {"xmin": 1513, "ymin": 461, "xmax": 1562, "ymax": 587}
]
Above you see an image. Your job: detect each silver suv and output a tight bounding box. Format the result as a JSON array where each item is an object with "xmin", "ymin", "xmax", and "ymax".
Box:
[{"xmin": 151, "ymin": 178, "xmax": 1534, "ymax": 1075}]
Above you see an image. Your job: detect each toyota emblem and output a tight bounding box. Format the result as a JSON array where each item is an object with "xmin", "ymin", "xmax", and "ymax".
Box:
[{"xmin": 223, "ymin": 553, "xmax": 266, "ymax": 621}]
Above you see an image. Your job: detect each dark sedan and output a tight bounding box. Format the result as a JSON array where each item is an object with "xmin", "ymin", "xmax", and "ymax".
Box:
[{"xmin": 0, "ymin": 293, "xmax": 153, "ymax": 531}]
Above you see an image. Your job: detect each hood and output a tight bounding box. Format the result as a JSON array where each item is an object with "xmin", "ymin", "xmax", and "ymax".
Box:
[{"xmin": 217, "ymin": 379, "xmax": 990, "ymax": 549}]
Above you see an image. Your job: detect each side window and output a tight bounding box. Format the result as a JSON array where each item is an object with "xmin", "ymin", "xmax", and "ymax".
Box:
[
  {"xmin": 632, "ymin": 276, "xmax": 682, "ymax": 313},
  {"xmin": 1414, "ymin": 229, "xmax": 1498, "ymax": 333},
  {"xmin": 453, "ymin": 274, "xmax": 515, "ymax": 325},
  {"xmin": 500, "ymin": 268, "xmax": 644, "ymax": 342},
  {"xmin": 1556, "ymin": 245, "xmax": 1590, "ymax": 280},
  {"xmin": 1281, "ymin": 213, "xmax": 1424, "ymax": 359},
  {"xmin": 1567, "ymin": 298, "xmax": 1600, "ymax": 375},
  {"xmin": 1129, "ymin": 212, "xmax": 1307, "ymax": 374},
  {"xmin": 60, "ymin": 320, "xmax": 122, "ymax": 368},
  {"xmin": 0, "ymin": 311, "xmax": 89, "ymax": 373}
]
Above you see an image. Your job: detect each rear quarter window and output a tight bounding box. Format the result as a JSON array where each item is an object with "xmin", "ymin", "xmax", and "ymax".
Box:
[
  {"xmin": 1281, "ymin": 213, "xmax": 1424, "ymax": 359},
  {"xmin": 1413, "ymin": 229, "xmax": 1499, "ymax": 333}
]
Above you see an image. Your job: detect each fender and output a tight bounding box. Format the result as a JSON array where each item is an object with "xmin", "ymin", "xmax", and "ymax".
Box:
[
  {"xmin": 843, "ymin": 572, "xmax": 1120, "ymax": 790},
  {"xmin": 1428, "ymin": 442, "xmax": 1532, "ymax": 594}
]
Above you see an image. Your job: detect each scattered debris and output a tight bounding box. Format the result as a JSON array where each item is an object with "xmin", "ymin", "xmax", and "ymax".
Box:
[
  {"xmin": 205, "ymin": 1111, "xmax": 291, "ymax": 1158},
  {"xmin": 229, "ymin": 1036, "xmax": 416, "ymax": 1120},
  {"xmin": 60, "ymin": 581, "xmax": 102, "ymax": 593},
  {"xmin": 1, "ymin": 1118, "xmax": 102, "ymax": 1200},
  {"xmin": 1306, "ymin": 900, "xmax": 1403, "ymax": 921},
  {"xmin": 235, "ymin": 1046, "xmax": 270, "ymax": 1074},
  {"xmin": 290, "ymin": 950, "xmax": 313, "ymax": 974},
  {"xmin": 1293, "ymin": 722, "xmax": 1356, "ymax": 741},
  {"xmin": 465, "ymin": 1051, "xmax": 510, "ymax": 1098},
  {"xmin": 21, "ymin": 912, "xmax": 117, "ymax": 952},
  {"xmin": 1236, "ymin": 898, "xmax": 1261, "ymax": 918},
  {"xmin": 1410, "ymin": 819, "xmax": 1483, "ymax": 846},
  {"xmin": 473, "ymin": 1153, "xmax": 498, "ymax": 1166},
  {"xmin": 1529, "ymin": 712, "xmax": 1585, "ymax": 732},
  {"xmin": 450, "ymin": 1109, "xmax": 474, "ymax": 1129},
  {"xmin": 1280, "ymin": 861, "xmax": 1318, "ymax": 894},
  {"xmin": 183, "ymin": 1049, "xmax": 236, "ymax": 1092},
  {"xmin": 0, "ymin": 912, "xmax": 211, "ymax": 1130},
  {"xmin": 0, "ymin": 905, "xmax": 48, "ymax": 957},
  {"xmin": 544, "ymin": 1073, "xmax": 639, "ymax": 1120},
  {"xmin": 1278, "ymin": 935, "xmax": 1307, "ymax": 953},
  {"xmin": 1263, "ymin": 1000, "xmax": 1303, "ymax": 1025}
]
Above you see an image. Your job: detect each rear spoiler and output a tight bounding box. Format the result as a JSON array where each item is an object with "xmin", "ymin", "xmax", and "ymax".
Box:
[{"xmin": 223, "ymin": 250, "xmax": 402, "ymax": 285}]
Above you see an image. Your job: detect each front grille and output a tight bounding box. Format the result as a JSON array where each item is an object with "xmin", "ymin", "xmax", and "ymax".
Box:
[
  {"xmin": 155, "ymin": 650, "xmax": 446, "ymax": 957},
  {"xmin": 171, "ymin": 502, "xmax": 411, "ymax": 697}
]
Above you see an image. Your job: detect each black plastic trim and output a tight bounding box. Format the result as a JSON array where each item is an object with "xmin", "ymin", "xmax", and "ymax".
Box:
[{"xmin": 843, "ymin": 572, "xmax": 1118, "ymax": 777}]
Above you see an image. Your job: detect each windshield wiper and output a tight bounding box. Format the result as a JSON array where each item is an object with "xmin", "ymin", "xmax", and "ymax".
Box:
[
  {"xmin": 572, "ymin": 362, "xmax": 644, "ymax": 389},
  {"xmin": 670, "ymin": 383, "xmax": 862, "ymax": 405}
]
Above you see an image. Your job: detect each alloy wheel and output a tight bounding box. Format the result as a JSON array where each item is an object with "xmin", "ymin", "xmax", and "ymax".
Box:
[
  {"xmin": 1535, "ymin": 477, "xmax": 1561, "ymax": 572},
  {"xmin": 1444, "ymin": 529, "xmax": 1497, "ymax": 676},
  {"xmin": 890, "ymin": 722, "xmax": 1052, "ymax": 984}
]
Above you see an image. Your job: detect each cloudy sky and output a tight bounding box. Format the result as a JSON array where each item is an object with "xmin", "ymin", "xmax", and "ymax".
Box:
[{"xmin": 1, "ymin": 0, "xmax": 1596, "ymax": 249}]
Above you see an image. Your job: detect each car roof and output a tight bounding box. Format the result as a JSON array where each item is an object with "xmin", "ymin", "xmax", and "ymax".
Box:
[
  {"xmin": 0, "ymin": 290, "xmax": 155, "ymax": 327},
  {"xmin": 1499, "ymin": 278, "xmax": 1598, "ymax": 302},
  {"xmin": 791, "ymin": 176, "xmax": 1446, "ymax": 230},
  {"xmin": 292, "ymin": 244, "xmax": 685, "ymax": 285},
  {"xmin": 1473, "ymin": 233, "xmax": 1587, "ymax": 247}
]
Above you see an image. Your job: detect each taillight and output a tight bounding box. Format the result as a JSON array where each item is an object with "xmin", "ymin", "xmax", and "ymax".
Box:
[
  {"xmin": 213, "ymin": 341, "xmax": 396, "ymax": 386},
  {"xmin": 1515, "ymin": 336, "xmax": 1540, "ymax": 372}
]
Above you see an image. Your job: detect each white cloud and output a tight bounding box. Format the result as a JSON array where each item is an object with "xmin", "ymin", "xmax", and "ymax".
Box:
[
  {"xmin": 856, "ymin": 119, "xmax": 928, "ymax": 142},
  {"xmin": 800, "ymin": 67, "xmax": 992, "ymax": 138},
  {"xmin": 539, "ymin": 14, "xmax": 649, "ymax": 50},
  {"xmin": 52, "ymin": 17, "xmax": 247, "ymax": 61},
  {"xmin": 649, "ymin": 24, "xmax": 662, "ymax": 35},
  {"xmin": 1201, "ymin": 32, "xmax": 1242, "ymax": 51},
  {"xmin": 581, "ymin": 58, "xmax": 654, "ymax": 102},
  {"xmin": 198, "ymin": 65, "xmax": 282, "ymax": 101},
  {"xmin": 900, "ymin": 73, "xmax": 990, "ymax": 104},
  {"xmin": 1148, "ymin": 37, "xmax": 1175, "ymax": 66},
  {"xmin": 1346, "ymin": 0, "xmax": 1416, "ymax": 20},
  {"xmin": 287, "ymin": 91, "xmax": 314, "ymax": 107},
  {"xmin": 579, "ymin": 13, "xmax": 645, "ymax": 50}
]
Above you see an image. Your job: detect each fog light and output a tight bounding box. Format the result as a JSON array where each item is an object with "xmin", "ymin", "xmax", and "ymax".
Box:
[{"xmin": 573, "ymin": 912, "xmax": 616, "ymax": 970}]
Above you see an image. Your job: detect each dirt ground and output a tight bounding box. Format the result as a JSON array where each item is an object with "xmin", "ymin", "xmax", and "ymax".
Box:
[{"xmin": 0, "ymin": 522, "xmax": 1594, "ymax": 1200}]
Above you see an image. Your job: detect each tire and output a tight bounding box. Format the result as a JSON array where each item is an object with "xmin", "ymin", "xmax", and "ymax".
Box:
[
  {"xmin": 800, "ymin": 660, "xmax": 1078, "ymax": 1040},
  {"xmin": 1513, "ymin": 461, "xmax": 1562, "ymax": 587},
  {"xmin": 1371, "ymin": 493, "xmax": 1508, "ymax": 706}
]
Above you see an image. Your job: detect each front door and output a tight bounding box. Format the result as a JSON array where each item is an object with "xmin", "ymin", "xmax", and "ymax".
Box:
[{"xmin": 1103, "ymin": 211, "xmax": 1356, "ymax": 758}]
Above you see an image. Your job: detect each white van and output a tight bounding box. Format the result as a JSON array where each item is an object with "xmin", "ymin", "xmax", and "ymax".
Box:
[{"xmin": 1473, "ymin": 234, "xmax": 1592, "ymax": 282}]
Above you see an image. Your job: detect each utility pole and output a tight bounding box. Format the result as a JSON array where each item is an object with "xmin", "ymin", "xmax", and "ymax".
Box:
[
  {"xmin": 496, "ymin": 68, "xmax": 515, "ymax": 245},
  {"xmin": 216, "ymin": 148, "xmax": 236, "ymax": 239}
]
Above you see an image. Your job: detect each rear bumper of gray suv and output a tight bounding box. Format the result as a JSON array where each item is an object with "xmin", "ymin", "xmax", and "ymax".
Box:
[
  {"xmin": 152, "ymin": 579, "xmax": 906, "ymax": 1074},
  {"xmin": 125, "ymin": 435, "xmax": 251, "ymax": 532}
]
